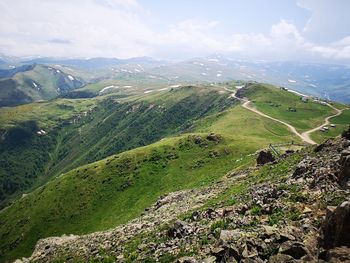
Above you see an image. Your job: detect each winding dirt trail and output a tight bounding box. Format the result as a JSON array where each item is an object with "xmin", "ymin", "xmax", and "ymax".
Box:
[
  {"xmin": 241, "ymin": 100, "xmax": 310, "ymax": 143},
  {"xmin": 301, "ymin": 104, "xmax": 344, "ymax": 144},
  {"xmin": 224, "ymin": 86, "xmax": 344, "ymax": 145}
]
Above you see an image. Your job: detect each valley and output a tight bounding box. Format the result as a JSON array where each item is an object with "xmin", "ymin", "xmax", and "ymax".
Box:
[
  {"xmin": 0, "ymin": 57, "xmax": 349, "ymax": 263},
  {"xmin": 2, "ymin": 2, "xmax": 350, "ymax": 262}
]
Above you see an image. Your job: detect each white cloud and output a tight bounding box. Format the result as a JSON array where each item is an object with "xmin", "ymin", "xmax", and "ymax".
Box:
[
  {"xmin": 0, "ymin": 0, "xmax": 349, "ymax": 63},
  {"xmin": 222, "ymin": 20, "xmax": 350, "ymax": 63},
  {"xmin": 297, "ymin": 0, "xmax": 350, "ymax": 43},
  {"xmin": 94, "ymin": 0, "xmax": 140, "ymax": 9},
  {"xmin": 0, "ymin": 0, "xmax": 152, "ymax": 58}
]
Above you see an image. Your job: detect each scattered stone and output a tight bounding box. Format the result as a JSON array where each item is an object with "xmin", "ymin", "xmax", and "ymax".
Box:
[
  {"xmin": 269, "ymin": 254, "xmax": 297, "ymax": 263},
  {"xmin": 191, "ymin": 211, "xmax": 200, "ymax": 221},
  {"xmin": 323, "ymin": 246, "xmax": 350, "ymax": 262},
  {"xmin": 167, "ymin": 220, "xmax": 193, "ymax": 238},
  {"xmin": 194, "ymin": 136, "xmax": 203, "ymax": 145},
  {"xmin": 206, "ymin": 133, "xmax": 220, "ymax": 142},
  {"xmin": 177, "ymin": 256, "xmax": 198, "ymax": 263},
  {"xmin": 202, "ymin": 256, "xmax": 216, "ymax": 263},
  {"xmin": 279, "ymin": 241, "xmax": 309, "ymax": 259},
  {"xmin": 302, "ymin": 206, "xmax": 312, "ymax": 214},
  {"xmin": 219, "ymin": 230, "xmax": 242, "ymax": 243},
  {"xmin": 262, "ymin": 225, "xmax": 278, "ymax": 236}
]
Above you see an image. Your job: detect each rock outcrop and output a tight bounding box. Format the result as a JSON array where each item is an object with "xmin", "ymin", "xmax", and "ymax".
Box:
[{"xmin": 321, "ymin": 201, "xmax": 350, "ymax": 249}]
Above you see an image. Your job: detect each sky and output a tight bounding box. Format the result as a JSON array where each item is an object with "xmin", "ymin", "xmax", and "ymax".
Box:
[{"xmin": 1, "ymin": 0, "xmax": 350, "ymax": 64}]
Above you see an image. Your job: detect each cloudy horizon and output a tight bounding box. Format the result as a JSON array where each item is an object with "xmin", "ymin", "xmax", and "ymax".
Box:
[{"xmin": 1, "ymin": 0, "xmax": 350, "ymax": 64}]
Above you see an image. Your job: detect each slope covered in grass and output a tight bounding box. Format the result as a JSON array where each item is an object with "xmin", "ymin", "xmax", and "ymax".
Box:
[
  {"xmin": 0, "ymin": 87, "xmax": 304, "ymax": 261},
  {"xmin": 0, "ymin": 86, "xmax": 235, "ymax": 208},
  {"xmin": 1, "ymin": 82, "xmax": 345, "ymax": 262},
  {"xmin": 192, "ymin": 105, "xmax": 301, "ymax": 150},
  {"xmin": 0, "ymin": 65, "xmax": 83, "ymax": 106},
  {"xmin": 0, "ymin": 134, "xmax": 251, "ymax": 261},
  {"xmin": 310, "ymin": 108, "xmax": 350, "ymax": 143},
  {"xmin": 239, "ymin": 83, "xmax": 336, "ymax": 131}
]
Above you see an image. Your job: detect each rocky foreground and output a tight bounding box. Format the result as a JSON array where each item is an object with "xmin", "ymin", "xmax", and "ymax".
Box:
[{"xmin": 17, "ymin": 129, "xmax": 350, "ymax": 263}]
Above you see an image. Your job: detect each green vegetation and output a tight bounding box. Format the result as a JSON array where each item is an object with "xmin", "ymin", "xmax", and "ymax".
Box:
[
  {"xmin": 311, "ymin": 108, "xmax": 350, "ymax": 143},
  {"xmin": 0, "ymin": 81, "xmax": 347, "ymax": 262},
  {"xmin": 0, "ymin": 98, "xmax": 95, "ymax": 130},
  {"xmin": 0, "ymin": 65, "xmax": 83, "ymax": 106},
  {"xmin": 0, "ymin": 86, "xmax": 235, "ymax": 208},
  {"xmin": 193, "ymin": 105, "xmax": 301, "ymax": 150},
  {"xmin": 204, "ymin": 153, "xmax": 303, "ymax": 210},
  {"xmin": 240, "ymin": 83, "xmax": 336, "ymax": 131},
  {"xmin": 0, "ymin": 134, "xmax": 243, "ymax": 261}
]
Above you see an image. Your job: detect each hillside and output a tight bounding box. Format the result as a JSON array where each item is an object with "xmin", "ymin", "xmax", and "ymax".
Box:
[
  {"xmin": 0, "ymin": 133, "xmax": 247, "ymax": 261},
  {"xmin": 0, "ymin": 86, "xmax": 235, "ymax": 208},
  {"xmin": 236, "ymin": 83, "xmax": 340, "ymax": 132},
  {"xmin": 2, "ymin": 55, "xmax": 350, "ymax": 104},
  {"xmin": 13, "ymin": 129, "xmax": 350, "ymax": 263},
  {"xmin": 0, "ymin": 114, "xmax": 299, "ymax": 262},
  {"xmin": 0, "ymin": 65, "xmax": 83, "ymax": 107},
  {"xmin": 150, "ymin": 56, "xmax": 350, "ymax": 103},
  {"xmin": 0, "ymin": 82, "xmax": 348, "ymax": 262},
  {"xmin": 310, "ymin": 109, "xmax": 350, "ymax": 143}
]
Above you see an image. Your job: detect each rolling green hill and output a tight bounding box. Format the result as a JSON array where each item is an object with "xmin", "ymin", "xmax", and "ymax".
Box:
[
  {"xmin": 0, "ymin": 105, "xmax": 300, "ymax": 261},
  {"xmin": 0, "ymin": 86, "xmax": 236, "ymax": 208},
  {"xmin": 0, "ymin": 134, "xmax": 246, "ymax": 261},
  {"xmin": 237, "ymin": 83, "xmax": 337, "ymax": 131},
  {"xmin": 0, "ymin": 65, "xmax": 83, "ymax": 107},
  {"xmin": 310, "ymin": 108, "xmax": 350, "ymax": 143},
  {"xmin": 0, "ymin": 82, "xmax": 348, "ymax": 262}
]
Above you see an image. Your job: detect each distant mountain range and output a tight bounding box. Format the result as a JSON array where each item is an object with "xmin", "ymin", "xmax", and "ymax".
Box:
[
  {"xmin": 0, "ymin": 54, "xmax": 349, "ymax": 105},
  {"xmin": 0, "ymin": 64, "xmax": 84, "ymax": 106}
]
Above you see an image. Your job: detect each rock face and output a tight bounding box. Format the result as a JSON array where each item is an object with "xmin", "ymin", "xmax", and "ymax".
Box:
[
  {"xmin": 291, "ymin": 137, "xmax": 350, "ymax": 192},
  {"xmin": 321, "ymin": 201, "xmax": 350, "ymax": 249},
  {"xmin": 17, "ymin": 136, "xmax": 350, "ymax": 263},
  {"xmin": 256, "ymin": 150, "xmax": 275, "ymax": 165},
  {"xmin": 339, "ymin": 149, "xmax": 350, "ymax": 186},
  {"xmin": 341, "ymin": 127, "xmax": 350, "ymax": 140}
]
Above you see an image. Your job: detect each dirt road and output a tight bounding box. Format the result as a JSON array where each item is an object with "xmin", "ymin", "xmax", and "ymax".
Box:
[{"xmin": 225, "ymin": 86, "xmax": 344, "ymax": 145}]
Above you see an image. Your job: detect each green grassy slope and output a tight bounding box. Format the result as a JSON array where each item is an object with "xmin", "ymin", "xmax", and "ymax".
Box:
[
  {"xmin": 0, "ymin": 135, "xmax": 251, "ymax": 261},
  {"xmin": 0, "ymin": 65, "xmax": 83, "ymax": 106},
  {"xmin": 0, "ymin": 87, "xmax": 235, "ymax": 208},
  {"xmin": 0, "ymin": 98, "xmax": 95, "ymax": 130},
  {"xmin": 0, "ymin": 99, "xmax": 95, "ymax": 205},
  {"xmin": 239, "ymin": 83, "xmax": 336, "ymax": 131},
  {"xmin": 192, "ymin": 105, "xmax": 301, "ymax": 150},
  {"xmin": 43, "ymin": 87, "xmax": 236, "ymax": 177},
  {"xmin": 310, "ymin": 108, "xmax": 350, "ymax": 143},
  {"xmin": 0, "ymin": 93, "xmax": 302, "ymax": 262},
  {"xmin": 0, "ymin": 82, "xmax": 346, "ymax": 262}
]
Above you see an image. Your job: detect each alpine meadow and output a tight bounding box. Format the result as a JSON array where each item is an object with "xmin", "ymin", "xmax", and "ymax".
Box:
[{"xmin": 0, "ymin": 1, "xmax": 350, "ymax": 262}]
